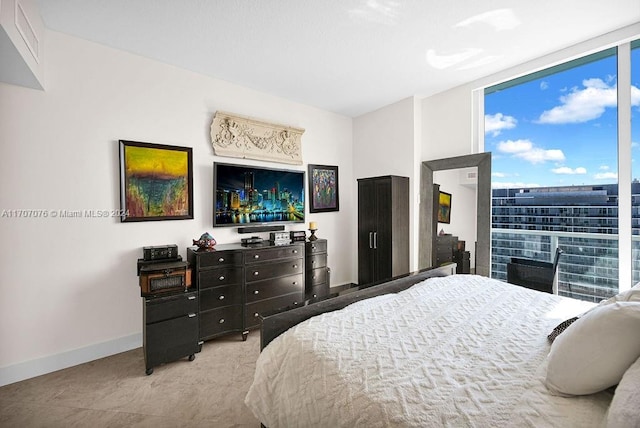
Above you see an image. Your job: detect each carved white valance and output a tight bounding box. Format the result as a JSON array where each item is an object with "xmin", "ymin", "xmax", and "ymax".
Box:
[{"xmin": 210, "ymin": 111, "xmax": 304, "ymax": 165}]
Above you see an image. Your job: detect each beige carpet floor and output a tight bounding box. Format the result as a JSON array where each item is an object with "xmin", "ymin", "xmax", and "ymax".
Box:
[{"xmin": 0, "ymin": 332, "xmax": 262, "ymax": 427}]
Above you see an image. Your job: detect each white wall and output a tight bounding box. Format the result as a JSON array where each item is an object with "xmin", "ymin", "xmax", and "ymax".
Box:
[
  {"xmin": 352, "ymin": 97, "xmax": 421, "ymax": 274},
  {"xmin": 0, "ymin": 30, "xmax": 353, "ymax": 385}
]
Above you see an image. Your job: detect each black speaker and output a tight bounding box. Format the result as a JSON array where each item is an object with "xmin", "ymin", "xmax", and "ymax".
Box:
[{"xmin": 237, "ymin": 225, "xmax": 285, "ymax": 234}]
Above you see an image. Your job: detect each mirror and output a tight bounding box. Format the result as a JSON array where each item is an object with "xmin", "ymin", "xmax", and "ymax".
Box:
[
  {"xmin": 419, "ymin": 153, "xmax": 491, "ymax": 276},
  {"xmin": 434, "ymin": 167, "xmax": 478, "ymax": 270}
]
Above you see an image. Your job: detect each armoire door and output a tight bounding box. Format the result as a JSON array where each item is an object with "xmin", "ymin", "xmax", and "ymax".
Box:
[
  {"xmin": 358, "ymin": 179, "xmax": 377, "ymax": 285},
  {"xmin": 373, "ymin": 178, "xmax": 392, "ymax": 282}
]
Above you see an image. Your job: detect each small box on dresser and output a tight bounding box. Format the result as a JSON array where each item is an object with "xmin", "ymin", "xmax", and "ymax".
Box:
[{"xmin": 305, "ymin": 239, "xmax": 329, "ymax": 303}]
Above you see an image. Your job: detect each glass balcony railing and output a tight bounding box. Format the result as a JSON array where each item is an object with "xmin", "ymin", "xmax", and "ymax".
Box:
[{"xmin": 491, "ymin": 229, "xmax": 635, "ymax": 303}]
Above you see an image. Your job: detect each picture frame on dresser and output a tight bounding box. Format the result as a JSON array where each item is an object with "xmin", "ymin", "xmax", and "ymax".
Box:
[
  {"xmin": 119, "ymin": 140, "xmax": 193, "ymax": 222},
  {"xmin": 308, "ymin": 164, "xmax": 339, "ymax": 213}
]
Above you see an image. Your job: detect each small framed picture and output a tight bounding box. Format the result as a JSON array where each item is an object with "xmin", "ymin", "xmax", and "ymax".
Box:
[
  {"xmin": 308, "ymin": 164, "xmax": 339, "ymax": 213},
  {"xmin": 119, "ymin": 140, "xmax": 193, "ymax": 222},
  {"xmin": 438, "ymin": 191, "xmax": 452, "ymax": 224}
]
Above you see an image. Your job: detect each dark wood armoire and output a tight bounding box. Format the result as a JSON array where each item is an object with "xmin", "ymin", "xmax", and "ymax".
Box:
[{"xmin": 357, "ymin": 175, "xmax": 410, "ymax": 286}]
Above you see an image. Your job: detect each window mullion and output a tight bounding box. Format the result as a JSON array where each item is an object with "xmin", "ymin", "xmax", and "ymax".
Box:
[{"xmin": 618, "ymin": 42, "xmax": 632, "ymax": 291}]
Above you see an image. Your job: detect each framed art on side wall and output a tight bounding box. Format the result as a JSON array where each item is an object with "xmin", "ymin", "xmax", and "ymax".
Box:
[
  {"xmin": 308, "ymin": 164, "xmax": 339, "ymax": 213},
  {"xmin": 438, "ymin": 191, "xmax": 452, "ymax": 224},
  {"xmin": 119, "ymin": 140, "xmax": 193, "ymax": 222}
]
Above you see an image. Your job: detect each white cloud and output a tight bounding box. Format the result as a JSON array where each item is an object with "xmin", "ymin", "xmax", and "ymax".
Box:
[
  {"xmin": 538, "ymin": 79, "xmax": 640, "ymax": 124},
  {"xmin": 497, "ymin": 139, "xmax": 531, "ymax": 153},
  {"xmin": 594, "ymin": 172, "xmax": 618, "ymax": 180},
  {"xmin": 496, "ymin": 139, "xmax": 565, "ymax": 164},
  {"xmin": 537, "ymin": 78, "xmax": 617, "ymax": 124},
  {"xmin": 540, "ymin": 81, "xmax": 549, "ymax": 90},
  {"xmin": 485, "ymin": 113, "xmax": 517, "ymax": 136},
  {"xmin": 599, "ymin": 165, "xmax": 610, "ymax": 170},
  {"xmin": 492, "ymin": 172, "xmax": 506, "ymax": 177},
  {"xmin": 552, "ymin": 166, "xmax": 587, "ymax": 175}
]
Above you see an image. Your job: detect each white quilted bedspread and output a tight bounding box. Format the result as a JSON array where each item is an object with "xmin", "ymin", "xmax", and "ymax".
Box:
[{"xmin": 245, "ymin": 275, "xmax": 613, "ymax": 427}]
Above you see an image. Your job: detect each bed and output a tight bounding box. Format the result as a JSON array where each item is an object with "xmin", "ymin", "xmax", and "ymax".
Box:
[{"xmin": 245, "ymin": 270, "xmax": 640, "ymax": 428}]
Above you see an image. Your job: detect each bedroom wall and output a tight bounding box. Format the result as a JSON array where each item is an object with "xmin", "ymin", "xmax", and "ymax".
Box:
[
  {"xmin": 352, "ymin": 97, "xmax": 421, "ymax": 273},
  {"xmin": 0, "ymin": 30, "xmax": 353, "ymax": 386}
]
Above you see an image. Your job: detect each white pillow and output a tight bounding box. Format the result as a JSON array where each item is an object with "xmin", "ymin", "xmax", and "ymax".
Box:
[
  {"xmin": 598, "ymin": 282, "xmax": 640, "ymax": 306},
  {"xmin": 607, "ymin": 355, "xmax": 640, "ymax": 428},
  {"xmin": 546, "ymin": 302, "xmax": 640, "ymax": 396}
]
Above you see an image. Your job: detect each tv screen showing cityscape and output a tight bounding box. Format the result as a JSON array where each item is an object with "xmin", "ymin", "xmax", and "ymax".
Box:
[{"xmin": 213, "ymin": 162, "xmax": 305, "ymax": 227}]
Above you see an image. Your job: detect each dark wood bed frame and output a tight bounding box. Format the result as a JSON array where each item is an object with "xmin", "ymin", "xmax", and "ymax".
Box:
[{"xmin": 260, "ymin": 264, "xmax": 455, "ymax": 350}]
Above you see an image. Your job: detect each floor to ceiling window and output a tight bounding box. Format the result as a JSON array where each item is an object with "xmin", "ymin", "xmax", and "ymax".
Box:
[
  {"xmin": 631, "ymin": 40, "xmax": 640, "ymax": 282},
  {"xmin": 485, "ymin": 47, "xmax": 629, "ymax": 303}
]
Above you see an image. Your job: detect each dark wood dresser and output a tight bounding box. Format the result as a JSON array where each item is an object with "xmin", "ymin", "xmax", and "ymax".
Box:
[
  {"xmin": 187, "ymin": 241, "xmax": 305, "ymax": 342},
  {"xmin": 305, "ymin": 239, "xmax": 329, "ymax": 302}
]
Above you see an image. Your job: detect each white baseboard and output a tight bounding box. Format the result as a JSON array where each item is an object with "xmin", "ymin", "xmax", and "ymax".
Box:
[{"xmin": 0, "ymin": 333, "xmax": 142, "ymax": 387}]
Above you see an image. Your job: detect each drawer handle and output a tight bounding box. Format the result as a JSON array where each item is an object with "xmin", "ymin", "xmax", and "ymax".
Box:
[
  {"xmin": 312, "ymin": 275, "xmax": 316, "ymax": 280},
  {"xmin": 311, "ymin": 245, "xmax": 316, "ymax": 250},
  {"xmin": 313, "ymin": 293, "xmax": 317, "ymax": 298},
  {"xmin": 187, "ymin": 295, "xmax": 196, "ymax": 300},
  {"xmin": 312, "ymin": 260, "xmax": 316, "ymax": 265},
  {"xmin": 293, "ymin": 301, "xmax": 299, "ymax": 306},
  {"xmin": 218, "ymin": 257, "xmax": 225, "ymax": 262},
  {"xmin": 253, "ymin": 271, "xmax": 259, "ymax": 276},
  {"xmin": 254, "ymin": 254, "xmax": 260, "ymax": 259},
  {"xmin": 293, "ymin": 264, "xmax": 298, "ymax": 269},
  {"xmin": 219, "ymin": 318, "xmax": 225, "ymax": 324},
  {"xmin": 293, "ymin": 250, "xmax": 298, "ymax": 254},
  {"xmin": 219, "ymin": 276, "xmax": 225, "ymax": 281},
  {"xmin": 219, "ymin": 295, "xmax": 225, "ymax": 300},
  {"xmin": 292, "ymin": 281, "xmax": 297, "ymax": 285},
  {"xmin": 188, "ymin": 313, "xmax": 196, "ymax": 318},
  {"xmin": 254, "ymin": 290, "xmax": 259, "ymax": 295},
  {"xmin": 254, "ymin": 312, "xmax": 259, "ymax": 318}
]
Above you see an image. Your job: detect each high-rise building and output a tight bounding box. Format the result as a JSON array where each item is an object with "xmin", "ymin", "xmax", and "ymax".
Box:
[{"xmin": 492, "ymin": 183, "xmax": 640, "ymax": 303}]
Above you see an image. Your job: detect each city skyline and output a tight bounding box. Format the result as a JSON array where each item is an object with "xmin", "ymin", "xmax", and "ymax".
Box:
[{"xmin": 485, "ymin": 47, "xmax": 640, "ymax": 189}]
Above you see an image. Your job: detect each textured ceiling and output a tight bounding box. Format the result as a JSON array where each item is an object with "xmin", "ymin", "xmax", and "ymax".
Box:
[{"xmin": 35, "ymin": 0, "xmax": 640, "ymax": 117}]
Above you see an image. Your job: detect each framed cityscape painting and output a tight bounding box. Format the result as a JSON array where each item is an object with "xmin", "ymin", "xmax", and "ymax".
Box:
[
  {"xmin": 308, "ymin": 164, "xmax": 339, "ymax": 213},
  {"xmin": 119, "ymin": 140, "xmax": 193, "ymax": 222}
]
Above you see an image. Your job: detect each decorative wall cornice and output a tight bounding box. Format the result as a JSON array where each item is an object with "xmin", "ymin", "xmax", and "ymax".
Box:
[{"xmin": 210, "ymin": 111, "xmax": 304, "ymax": 165}]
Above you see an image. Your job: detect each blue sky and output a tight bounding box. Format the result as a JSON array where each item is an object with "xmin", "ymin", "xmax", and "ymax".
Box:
[{"xmin": 485, "ymin": 47, "xmax": 640, "ymax": 189}]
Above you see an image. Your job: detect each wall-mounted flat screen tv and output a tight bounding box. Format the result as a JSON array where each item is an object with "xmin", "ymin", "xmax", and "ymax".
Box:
[{"xmin": 213, "ymin": 162, "xmax": 305, "ymax": 227}]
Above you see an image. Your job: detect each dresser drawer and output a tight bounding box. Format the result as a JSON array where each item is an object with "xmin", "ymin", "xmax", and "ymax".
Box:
[
  {"xmin": 246, "ymin": 274, "xmax": 304, "ymax": 303},
  {"xmin": 199, "ymin": 284, "xmax": 242, "ymax": 311},
  {"xmin": 145, "ymin": 292, "xmax": 198, "ymax": 324},
  {"xmin": 246, "ymin": 258, "xmax": 304, "ymax": 283},
  {"xmin": 245, "ymin": 245, "xmax": 303, "ymax": 264},
  {"xmin": 145, "ymin": 314, "xmax": 199, "ymax": 367},
  {"xmin": 306, "ymin": 253, "xmax": 327, "ymax": 270},
  {"xmin": 306, "ymin": 240, "xmax": 327, "ymax": 254},
  {"xmin": 194, "ymin": 250, "xmax": 244, "ymax": 268},
  {"xmin": 306, "ymin": 283, "xmax": 330, "ymax": 301},
  {"xmin": 306, "ymin": 266, "xmax": 328, "ymax": 286},
  {"xmin": 198, "ymin": 266, "xmax": 243, "ymax": 289},
  {"xmin": 245, "ymin": 292, "xmax": 304, "ymax": 329},
  {"xmin": 200, "ymin": 305, "xmax": 243, "ymax": 339}
]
